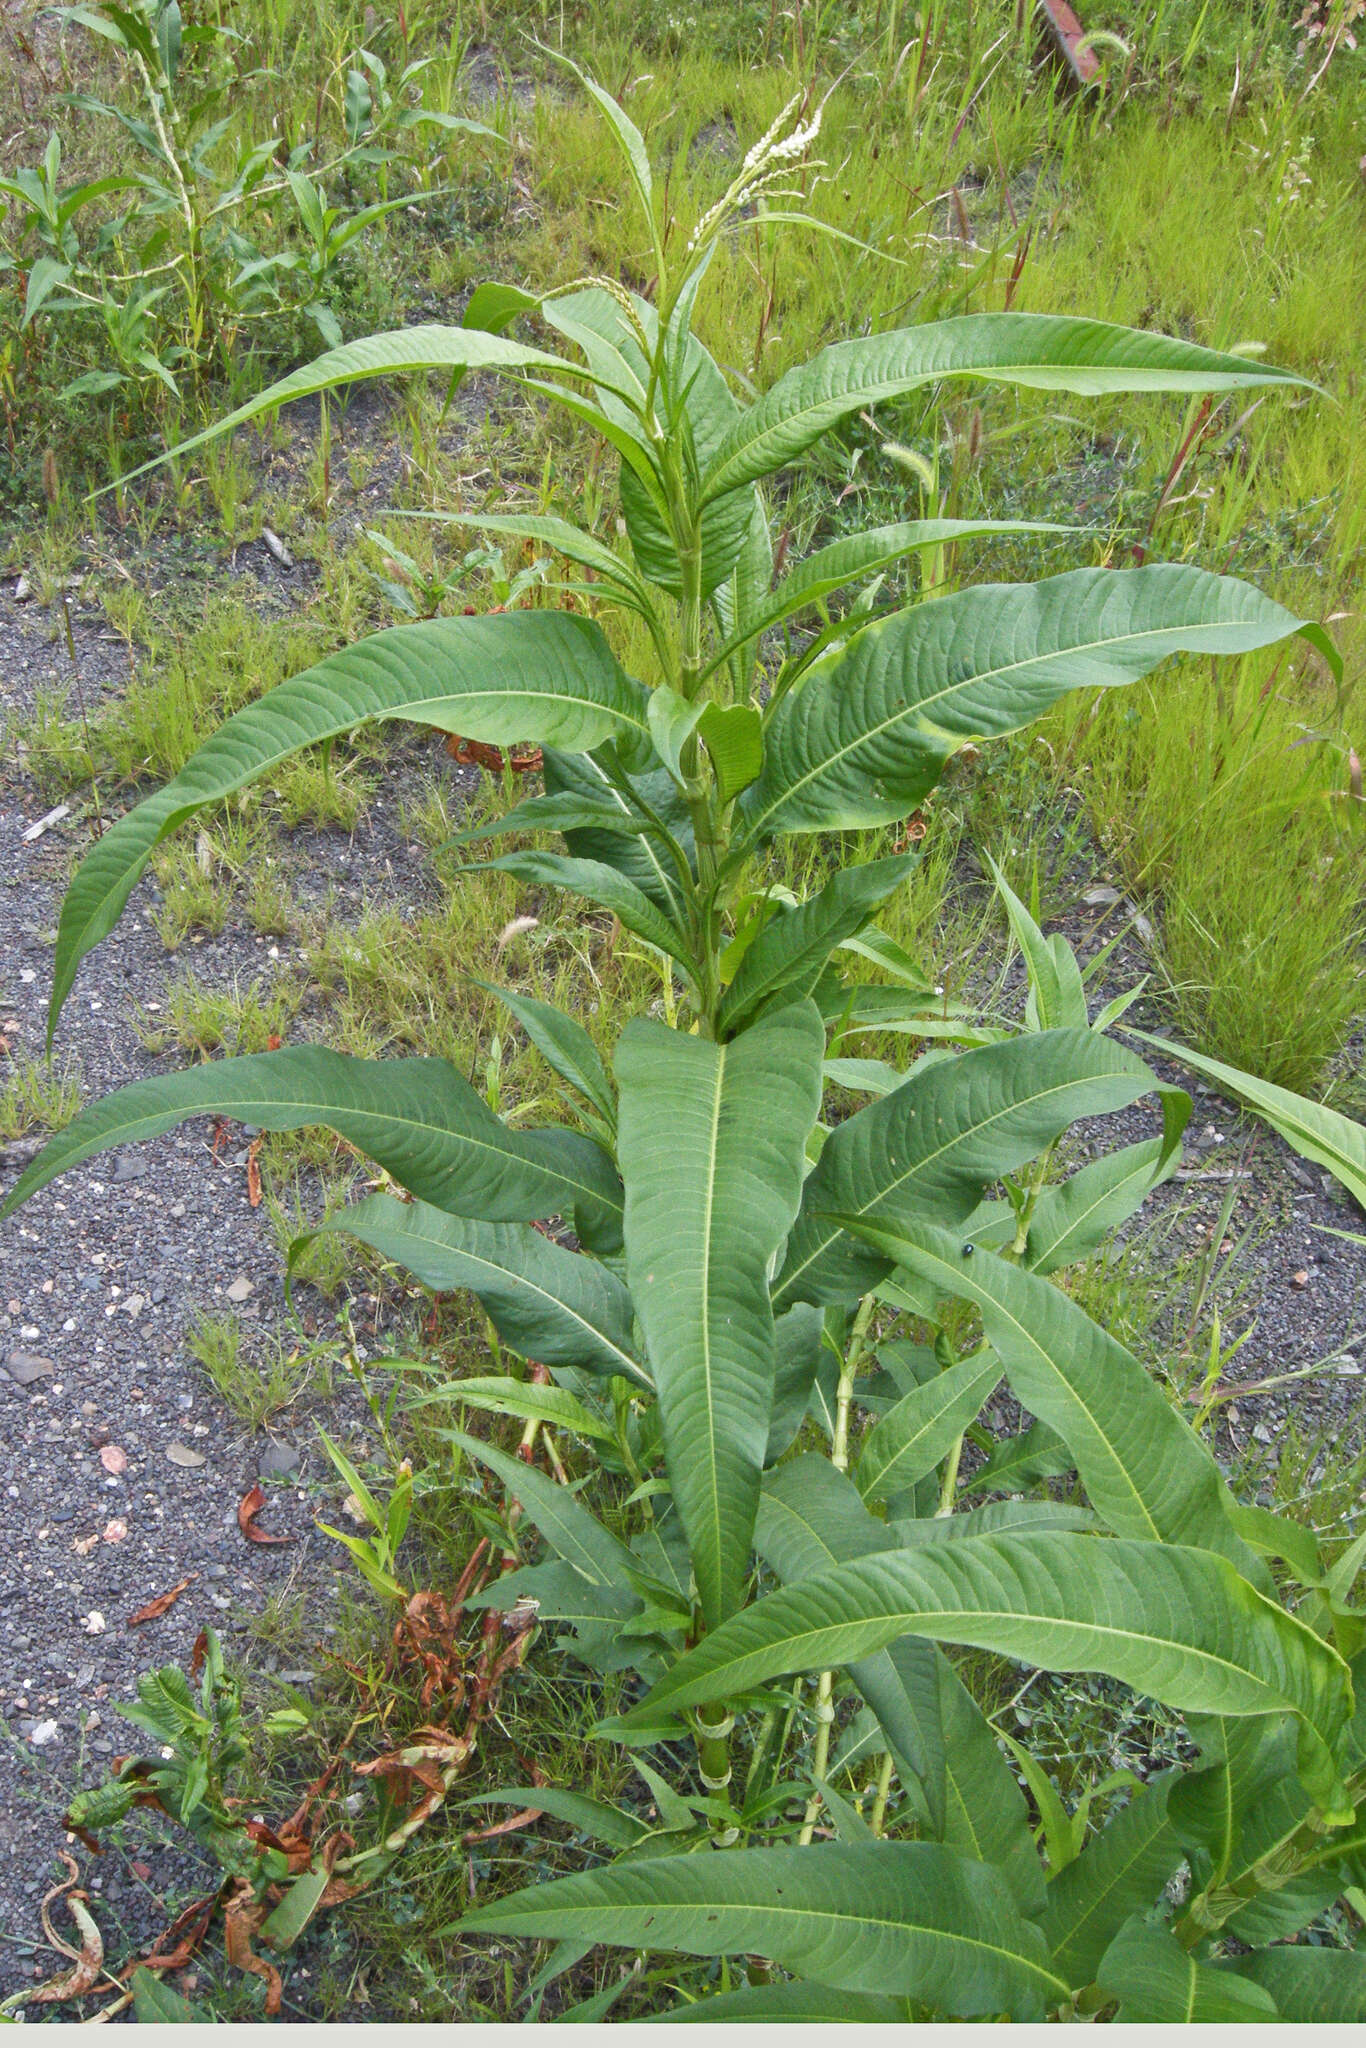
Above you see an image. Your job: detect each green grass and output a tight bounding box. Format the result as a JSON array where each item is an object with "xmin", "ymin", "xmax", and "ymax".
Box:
[{"xmin": 0, "ymin": 1052, "xmax": 83, "ymax": 1140}]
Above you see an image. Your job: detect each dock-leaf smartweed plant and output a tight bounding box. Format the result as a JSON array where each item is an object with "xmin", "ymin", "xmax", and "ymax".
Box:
[{"xmin": 6, "ymin": 67, "xmax": 1364, "ymax": 2023}]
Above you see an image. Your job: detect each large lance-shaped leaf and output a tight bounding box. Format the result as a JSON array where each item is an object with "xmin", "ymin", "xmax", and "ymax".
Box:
[
  {"xmin": 623, "ymin": 1534, "xmax": 1355, "ymax": 1819},
  {"xmin": 718, "ymin": 854, "xmax": 918, "ymax": 1036},
  {"xmin": 293, "ymin": 1193, "xmax": 648, "ymax": 1386},
  {"xmin": 773, "ymin": 1028, "xmax": 1157, "ymax": 1312},
  {"xmin": 1041, "ymin": 1777, "xmax": 1184, "ymax": 1990},
  {"xmin": 459, "ymin": 1841, "xmax": 1066, "ymax": 2019},
  {"xmin": 742, "ymin": 566, "xmax": 1337, "ymax": 841},
  {"xmin": 48, "ymin": 612, "xmax": 649, "ymax": 1033},
  {"xmin": 703, "ymin": 516, "xmax": 1082, "ymax": 678},
  {"xmin": 114, "ymin": 323, "xmax": 572, "ymax": 479},
  {"xmin": 855, "ymin": 1348, "xmax": 1004, "ymax": 1504},
  {"xmin": 1132, "ymin": 1031, "xmax": 1366, "ymax": 1212},
  {"xmin": 0, "ymin": 1049, "xmax": 624, "ymax": 1252},
  {"xmin": 1096, "ymin": 1919, "xmax": 1278, "ymax": 2022},
  {"xmin": 615, "ymin": 1003, "xmax": 823, "ymax": 1626},
  {"xmin": 843, "ymin": 1218, "xmax": 1259, "ymax": 1571},
  {"xmin": 1225, "ymin": 1947, "xmax": 1366, "ymax": 2022},
  {"xmin": 700, "ymin": 313, "xmax": 1313, "ymax": 503}
]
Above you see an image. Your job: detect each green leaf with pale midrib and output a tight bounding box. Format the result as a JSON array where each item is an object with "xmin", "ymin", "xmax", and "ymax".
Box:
[
  {"xmin": 47, "ymin": 612, "xmax": 647, "ymax": 1036},
  {"xmin": 855, "ymin": 1349, "xmax": 1003, "ymax": 1503},
  {"xmin": 104, "ymin": 323, "xmax": 571, "ymax": 491},
  {"xmin": 702, "ymin": 313, "xmax": 1313, "ymax": 503},
  {"xmin": 295, "ymin": 1194, "xmax": 647, "ymax": 1386},
  {"xmin": 458, "ymin": 1840, "xmax": 1066, "ymax": 2019},
  {"xmin": 773, "ymin": 1027, "xmax": 1158, "ymax": 1311},
  {"xmin": 848, "ymin": 1217, "xmax": 1260, "ymax": 1572},
  {"xmin": 743, "ymin": 566, "xmax": 1337, "ymax": 842},
  {"xmin": 615, "ymin": 1003, "xmax": 824, "ymax": 1626},
  {"xmin": 624, "ymin": 1532, "xmax": 1354, "ymax": 1816},
  {"xmin": 1131, "ymin": 1031, "xmax": 1366, "ymax": 1211},
  {"xmin": 1225, "ymin": 1946, "xmax": 1366, "ymax": 2021},
  {"xmin": 704, "ymin": 517, "xmax": 1084, "ymax": 677},
  {"xmin": 1, "ymin": 1050, "xmax": 623, "ymax": 1251},
  {"xmin": 1098, "ymin": 1919, "xmax": 1279, "ymax": 2022}
]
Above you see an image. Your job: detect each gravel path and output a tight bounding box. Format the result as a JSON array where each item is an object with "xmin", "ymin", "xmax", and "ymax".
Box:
[{"xmin": 0, "ymin": 596, "xmax": 372, "ymax": 2002}]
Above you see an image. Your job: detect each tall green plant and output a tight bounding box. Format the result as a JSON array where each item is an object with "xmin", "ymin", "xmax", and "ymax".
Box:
[{"xmin": 5, "ymin": 72, "xmax": 1364, "ymax": 2023}]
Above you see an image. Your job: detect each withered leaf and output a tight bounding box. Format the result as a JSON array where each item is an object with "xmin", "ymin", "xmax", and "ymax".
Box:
[
  {"xmin": 238, "ymin": 1484, "xmax": 290, "ymax": 1546},
  {"xmin": 127, "ymin": 1575, "xmax": 196, "ymax": 1627}
]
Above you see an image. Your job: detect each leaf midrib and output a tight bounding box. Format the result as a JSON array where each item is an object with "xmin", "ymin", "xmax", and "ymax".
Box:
[
  {"xmin": 775, "ymin": 1064, "xmax": 1131, "ymax": 1305},
  {"xmin": 748, "ymin": 600, "xmax": 1272, "ymax": 838},
  {"xmin": 475, "ymin": 1891, "xmax": 1066, "ymax": 1994},
  {"xmin": 358, "ymin": 1209, "xmax": 647, "ymax": 1383},
  {"xmin": 23, "ymin": 1083, "xmax": 622, "ymax": 1218},
  {"xmin": 704, "ymin": 341, "xmax": 1288, "ymax": 504},
  {"xmin": 670, "ymin": 1598, "xmax": 1306, "ymax": 1716}
]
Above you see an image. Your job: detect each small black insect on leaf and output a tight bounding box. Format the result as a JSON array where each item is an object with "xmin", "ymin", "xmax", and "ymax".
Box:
[{"xmin": 961, "ymin": 1242, "xmax": 975, "ymax": 1257}]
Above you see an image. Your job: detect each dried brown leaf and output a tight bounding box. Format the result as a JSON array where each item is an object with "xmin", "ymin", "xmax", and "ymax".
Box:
[
  {"xmin": 238, "ymin": 1483, "xmax": 290, "ymax": 1545},
  {"xmin": 127, "ymin": 1575, "xmax": 196, "ymax": 1627}
]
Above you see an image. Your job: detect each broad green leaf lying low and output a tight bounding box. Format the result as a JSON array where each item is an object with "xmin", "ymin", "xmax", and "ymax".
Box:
[
  {"xmin": 0, "ymin": 1048, "xmax": 624, "ymax": 1252},
  {"xmin": 47, "ymin": 612, "xmax": 648, "ymax": 1034},
  {"xmin": 623, "ymin": 1533, "xmax": 1355, "ymax": 1818},
  {"xmin": 615, "ymin": 1002, "xmax": 824, "ymax": 1626},
  {"xmin": 701, "ymin": 312, "xmax": 1314, "ymax": 503},
  {"xmin": 296, "ymin": 1193, "xmax": 647, "ymax": 1385},
  {"xmin": 742, "ymin": 566, "xmax": 1338, "ymax": 841},
  {"xmin": 459, "ymin": 1840, "xmax": 1067, "ymax": 2019}
]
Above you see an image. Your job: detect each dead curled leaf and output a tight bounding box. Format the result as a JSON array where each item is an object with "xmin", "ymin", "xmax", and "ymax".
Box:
[
  {"xmin": 246, "ymin": 1134, "xmax": 262, "ymax": 1210},
  {"xmin": 127, "ymin": 1575, "xmax": 196, "ymax": 1627},
  {"xmin": 223, "ymin": 1880, "xmax": 282, "ymax": 2017},
  {"xmin": 31, "ymin": 1854, "xmax": 104, "ymax": 2004},
  {"xmin": 238, "ymin": 1484, "xmax": 290, "ymax": 1546}
]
